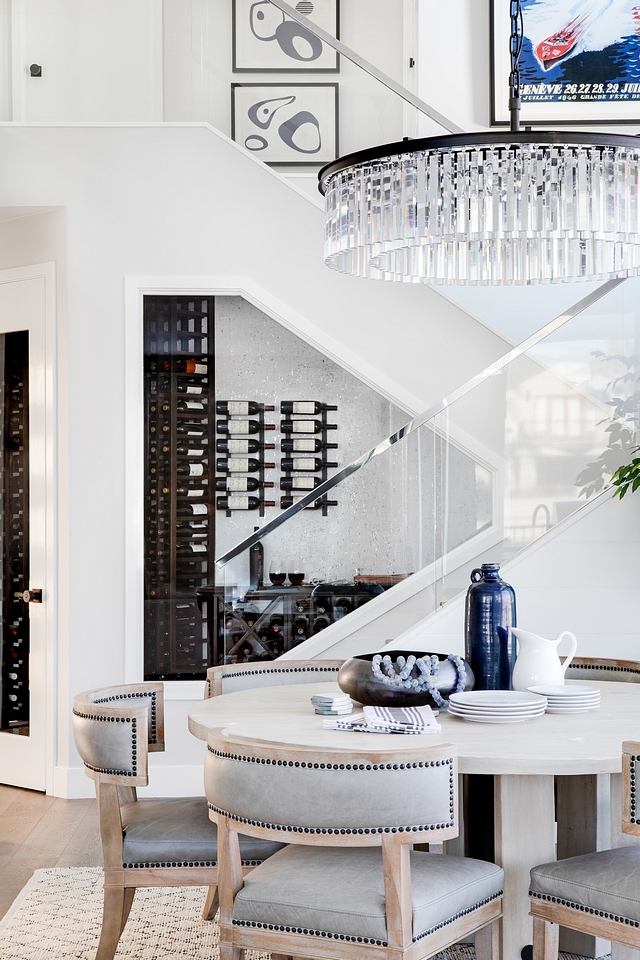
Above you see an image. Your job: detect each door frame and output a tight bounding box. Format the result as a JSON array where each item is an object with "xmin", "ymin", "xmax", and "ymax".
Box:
[{"xmin": 0, "ymin": 262, "xmax": 57, "ymax": 792}]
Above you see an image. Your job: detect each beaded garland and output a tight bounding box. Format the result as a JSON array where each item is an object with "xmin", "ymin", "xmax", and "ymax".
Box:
[{"xmin": 371, "ymin": 654, "xmax": 467, "ymax": 706}]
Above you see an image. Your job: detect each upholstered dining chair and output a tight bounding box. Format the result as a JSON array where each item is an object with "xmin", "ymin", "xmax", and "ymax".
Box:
[
  {"xmin": 72, "ymin": 682, "xmax": 284, "ymax": 960},
  {"xmin": 205, "ymin": 726, "xmax": 504, "ymax": 960},
  {"xmin": 564, "ymin": 656, "xmax": 640, "ymax": 683},
  {"xmin": 530, "ymin": 739, "xmax": 640, "ymax": 960},
  {"xmin": 205, "ymin": 659, "xmax": 345, "ymax": 698}
]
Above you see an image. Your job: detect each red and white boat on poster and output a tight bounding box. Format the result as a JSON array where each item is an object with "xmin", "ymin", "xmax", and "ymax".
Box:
[{"xmin": 524, "ymin": 0, "xmax": 638, "ymax": 71}]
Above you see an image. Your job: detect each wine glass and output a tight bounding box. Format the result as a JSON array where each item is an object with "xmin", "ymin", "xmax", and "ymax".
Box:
[
  {"xmin": 269, "ymin": 560, "xmax": 286, "ymax": 587},
  {"xmin": 288, "ymin": 561, "xmax": 305, "ymax": 587}
]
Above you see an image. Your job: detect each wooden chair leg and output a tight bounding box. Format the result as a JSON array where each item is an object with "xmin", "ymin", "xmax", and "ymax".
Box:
[
  {"xmin": 219, "ymin": 947, "xmax": 244, "ymax": 960},
  {"xmin": 202, "ymin": 884, "xmax": 219, "ymax": 921},
  {"xmin": 120, "ymin": 887, "xmax": 135, "ymax": 935},
  {"xmin": 533, "ymin": 916, "xmax": 559, "ymax": 960},
  {"xmin": 475, "ymin": 919, "xmax": 500, "ymax": 960},
  {"xmin": 95, "ymin": 886, "xmax": 127, "ymax": 960}
]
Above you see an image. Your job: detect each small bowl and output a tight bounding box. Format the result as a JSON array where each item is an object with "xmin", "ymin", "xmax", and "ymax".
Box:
[{"xmin": 337, "ymin": 650, "xmax": 475, "ymax": 709}]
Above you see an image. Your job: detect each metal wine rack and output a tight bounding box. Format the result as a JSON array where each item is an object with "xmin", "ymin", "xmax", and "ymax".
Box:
[
  {"xmin": 143, "ymin": 296, "xmax": 215, "ymax": 681},
  {"xmin": 215, "ymin": 403, "xmax": 272, "ymax": 517},
  {"xmin": 279, "ymin": 401, "xmax": 338, "ymax": 516},
  {"xmin": 0, "ymin": 332, "xmax": 30, "ymax": 730}
]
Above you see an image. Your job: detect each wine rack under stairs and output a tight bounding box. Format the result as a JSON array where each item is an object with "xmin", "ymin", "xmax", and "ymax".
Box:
[
  {"xmin": 143, "ymin": 296, "xmax": 215, "ymax": 681},
  {"xmin": 278, "ymin": 401, "xmax": 339, "ymax": 516}
]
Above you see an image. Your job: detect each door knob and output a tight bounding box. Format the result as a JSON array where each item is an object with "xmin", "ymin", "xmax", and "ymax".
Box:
[{"xmin": 22, "ymin": 588, "xmax": 42, "ymax": 603}]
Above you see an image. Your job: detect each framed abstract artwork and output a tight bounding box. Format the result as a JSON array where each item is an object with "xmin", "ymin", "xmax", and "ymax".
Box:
[
  {"xmin": 232, "ymin": 0, "xmax": 340, "ymax": 72},
  {"xmin": 232, "ymin": 82, "xmax": 339, "ymax": 166},
  {"xmin": 491, "ymin": 0, "xmax": 640, "ymax": 125}
]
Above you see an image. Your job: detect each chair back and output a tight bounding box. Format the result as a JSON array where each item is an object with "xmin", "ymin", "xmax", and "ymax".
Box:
[
  {"xmin": 205, "ymin": 727, "xmax": 457, "ymax": 846},
  {"xmin": 205, "ymin": 660, "xmax": 344, "ymax": 698},
  {"xmin": 564, "ymin": 657, "xmax": 640, "ymax": 683},
  {"xmin": 73, "ymin": 682, "xmax": 164, "ymax": 786}
]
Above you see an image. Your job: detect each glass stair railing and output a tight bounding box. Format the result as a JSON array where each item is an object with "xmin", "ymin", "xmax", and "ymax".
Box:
[{"xmin": 209, "ymin": 275, "xmax": 640, "ymax": 665}]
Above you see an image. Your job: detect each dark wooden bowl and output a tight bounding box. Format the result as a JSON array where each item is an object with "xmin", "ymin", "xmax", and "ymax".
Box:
[{"xmin": 337, "ymin": 650, "xmax": 475, "ymax": 708}]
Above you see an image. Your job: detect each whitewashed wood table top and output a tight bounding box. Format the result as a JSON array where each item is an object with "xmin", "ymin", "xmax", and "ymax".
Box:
[{"xmin": 188, "ymin": 679, "xmax": 640, "ymax": 775}]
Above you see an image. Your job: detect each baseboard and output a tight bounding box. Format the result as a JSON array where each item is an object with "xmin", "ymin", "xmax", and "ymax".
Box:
[{"xmin": 52, "ymin": 764, "xmax": 206, "ymax": 798}]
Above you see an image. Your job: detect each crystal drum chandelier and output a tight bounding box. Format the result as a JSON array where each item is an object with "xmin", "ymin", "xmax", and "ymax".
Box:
[{"xmin": 318, "ymin": 3, "xmax": 640, "ymax": 285}]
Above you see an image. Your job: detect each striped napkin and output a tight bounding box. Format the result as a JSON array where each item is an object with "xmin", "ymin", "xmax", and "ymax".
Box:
[{"xmin": 323, "ymin": 704, "xmax": 441, "ymax": 735}]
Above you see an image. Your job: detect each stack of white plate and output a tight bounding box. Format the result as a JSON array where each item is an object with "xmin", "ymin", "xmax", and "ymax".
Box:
[
  {"xmin": 447, "ymin": 690, "xmax": 547, "ymax": 723},
  {"xmin": 527, "ymin": 684, "xmax": 601, "ymax": 714}
]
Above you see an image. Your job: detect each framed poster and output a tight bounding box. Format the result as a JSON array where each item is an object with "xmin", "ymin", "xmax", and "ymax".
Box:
[
  {"xmin": 491, "ymin": 0, "xmax": 640, "ymax": 125},
  {"xmin": 233, "ymin": 0, "xmax": 340, "ymax": 72},
  {"xmin": 232, "ymin": 83, "xmax": 339, "ymax": 166}
]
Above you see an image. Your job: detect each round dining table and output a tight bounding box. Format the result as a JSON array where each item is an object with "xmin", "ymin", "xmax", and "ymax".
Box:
[{"xmin": 188, "ymin": 678, "xmax": 640, "ymax": 960}]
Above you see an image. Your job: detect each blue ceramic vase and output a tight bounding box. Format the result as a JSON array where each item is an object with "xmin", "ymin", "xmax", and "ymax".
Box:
[{"xmin": 464, "ymin": 563, "xmax": 516, "ymax": 691}]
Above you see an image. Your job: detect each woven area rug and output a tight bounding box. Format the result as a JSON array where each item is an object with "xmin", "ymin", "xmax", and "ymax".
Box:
[{"xmin": 0, "ymin": 867, "xmax": 599, "ymax": 960}]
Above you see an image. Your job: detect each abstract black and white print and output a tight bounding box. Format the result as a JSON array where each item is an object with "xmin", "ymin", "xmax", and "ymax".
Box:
[{"xmin": 233, "ymin": 0, "xmax": 339, "ymax": 72}]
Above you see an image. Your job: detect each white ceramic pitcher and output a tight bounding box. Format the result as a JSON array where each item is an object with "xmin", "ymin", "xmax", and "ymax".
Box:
[{"xmin": 511, "ymin": 628, "xmax": 577, "ymax": 690}]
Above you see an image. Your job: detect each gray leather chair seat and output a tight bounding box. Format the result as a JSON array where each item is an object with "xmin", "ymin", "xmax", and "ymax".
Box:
[
  {"xmin": 233, "ymin": 846, "xmax": 504, "ymax": 944},
  {"xmin": 121, "ymin": 797, "xmax": 284, "ymax": 867},
  {"xmin": 530, "ymin": 847, "xmax": 640, "ymax": 925}
]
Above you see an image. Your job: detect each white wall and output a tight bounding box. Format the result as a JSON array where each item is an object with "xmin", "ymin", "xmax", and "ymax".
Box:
[{"xmin": 0, "ymin": 122, "xmax": 510, "ymax": 796}]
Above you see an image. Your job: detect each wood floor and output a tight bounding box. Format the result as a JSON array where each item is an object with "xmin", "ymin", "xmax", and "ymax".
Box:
[{"xmin": 0, "ymin": 783, "xmax": 102, "ymax": 920}]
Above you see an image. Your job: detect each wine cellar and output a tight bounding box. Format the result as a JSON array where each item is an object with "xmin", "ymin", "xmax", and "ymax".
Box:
[
  {"xmin": 0, "ymin": 332, "xmax": 30, "ymax": 731},
  {"xmin": 143, "ymin": 294, "xmax": 399, "ymax": 676}
]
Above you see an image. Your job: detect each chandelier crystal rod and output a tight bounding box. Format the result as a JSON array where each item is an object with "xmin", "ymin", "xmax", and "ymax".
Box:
[{"xmin": 267, "ymin": 0, "xmax": 464, "ymax": 135}]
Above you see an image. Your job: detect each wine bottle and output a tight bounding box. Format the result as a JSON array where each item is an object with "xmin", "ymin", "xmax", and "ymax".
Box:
[
  {"xmin": 216, "ymin": 495, "xmax": 275, "ymax": 511},
  {"xmin": 163, "ymin": 359, "xmax": 207, "ymax": 375},
  {"xmin": 216, "ymin": 419, "xmax": 275, "ymax": 435},
  {"xmin": 177, "ymin": 425, "xmax": 205, "ymax": 436},
  {"xmin": 280, "ymin": 496, "xmax": 338, "ymax": 509},
  {"xmin": 217, "ymin": 458, "xmax": 275, "ymax": 473},
  {"xmin": 280, "ymin": 476, "xmax": 321, "ymax": 490},
  {"xmin": 249, "ymin": 526, "xmax": 263, "ymax": 590},
  {"xmin": 176, "ymin": 462, "xmax": 207, "ymax": 477},
  {"xmin": 280, "ymin": 457, "xmax": 338, "ymax": 472},
  {"xmin": 177, "ymin": 399, "xmax": 206, "ymax": 412},
  {"xmin": 177, "ymin": 502, "xmax": 212, "ymax": 517},
  {"xmin": 280, "ymin": 420, "xmax": 337, "ymax": 434},
  {"xmin": 177, "ymin": 384, "xmax": 204, "ymax": 395},
  {"xmin": 217, "ymin": 438, "xmax": 275, "ymax": 454},
  {"xmin": 280, "ymin": 400, "xmax": 337, "ymax": 414},
  {"xmin": 176, "ymin": 445, "xmax": 206, "ymax": 457},
  {"xmin": 281, "ymin": 438, "xmax": 338, "ymax": 453},
  {"xmin": 215, "ymin": 477, "xmax": 274, "ymax": 492},
  {"xmin": 216, "ymin": 401, "xmax": 275, "ymax": 416},
  {"xmin": 292, "ymin": 616, "xmax": 309, "ymax": 639},
  {"xmin": 176, "ymin": 542, "xmax": 208, "ymax": 557},
  {"xmin": 176, "ymin": 486, "xmax": 206, "ymax": 498},
  {"xmin": 312, "ymin": 615, "xmax": 331, "ymax": 633}
]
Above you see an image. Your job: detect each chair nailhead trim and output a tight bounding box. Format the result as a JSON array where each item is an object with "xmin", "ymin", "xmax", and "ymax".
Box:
[
  {"xmin": 568, "ymin": 663, "xmax": 640, "ymax": 676},
  {"xmin": 208, "ymin": 749, "xmax": 454, "ymax": 832},
  {"xmin": 231, "ymin": 918, "xmax": 387, "ymax": 945},
  {"xmin": 122, "ymin": 858, "xmax": 264, "ymax": 868},
  {"xmin": 73, "ymin": 710, "xmax": 138, "ymax": 777},
  {"xmin": 208, "ymin": 802, "xmax": 453, "ymax": 835},
  {"xmin": 412, "ymin": 892, "xmax": 503, "ymax": 943},
  {"xmin": 92, "ymin": 691, "xmax": 158, "ymax": 744},
  {"xmin": 530, "ymin": 891, "xmax": 640, "ymax": 926},
  {"xmin": 629, "ymin": 756, "xmax": 639, "ymax": 822},
  {"xmin": 225, "ymin": 666, "xmax": 339, "ymax": 682}
]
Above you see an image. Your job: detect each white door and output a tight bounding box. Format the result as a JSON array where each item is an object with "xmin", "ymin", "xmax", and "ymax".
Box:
[{"xmin": 0, "ymin": 264, "xmax": 55, "ymax": 791}]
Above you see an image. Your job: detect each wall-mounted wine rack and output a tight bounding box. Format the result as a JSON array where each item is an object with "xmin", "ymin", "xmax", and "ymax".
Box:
[
  {"xmin": 143, "ymin": 296, "xmax": 215, "ymax": 681},
  {"xmin": 215, "ymin": 401, "xmax": 275, "ymax": 516},
  {"xmin": 279, "ymin": 400, "xmax": 338, "ymax": 516}
]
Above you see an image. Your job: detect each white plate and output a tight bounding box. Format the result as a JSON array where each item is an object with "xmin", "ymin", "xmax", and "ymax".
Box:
[
  {"xmin": 448, "ymin": 705, "xmax": 546, "ymax": 718},
  {"xmin": 545, "ymin": 705, "xmax": 601, "ymax": 714},
  {"xmin": 528, "ymin": 684, "xmax": 600, "ymax": 698},
  {"xmin": 447, "ymin": 704, "xmax": 547, "ymax": 715},
  {"xmin": 448, "ymin": 711, "xmax": 544, "ymax": 723},
  {"xmin": 545, "ymin": 698, "xmax": 600, "ymax": 707},
  {"xmin": 450, "ymin": 690, "xmax": 547, "ymax": 708}
]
